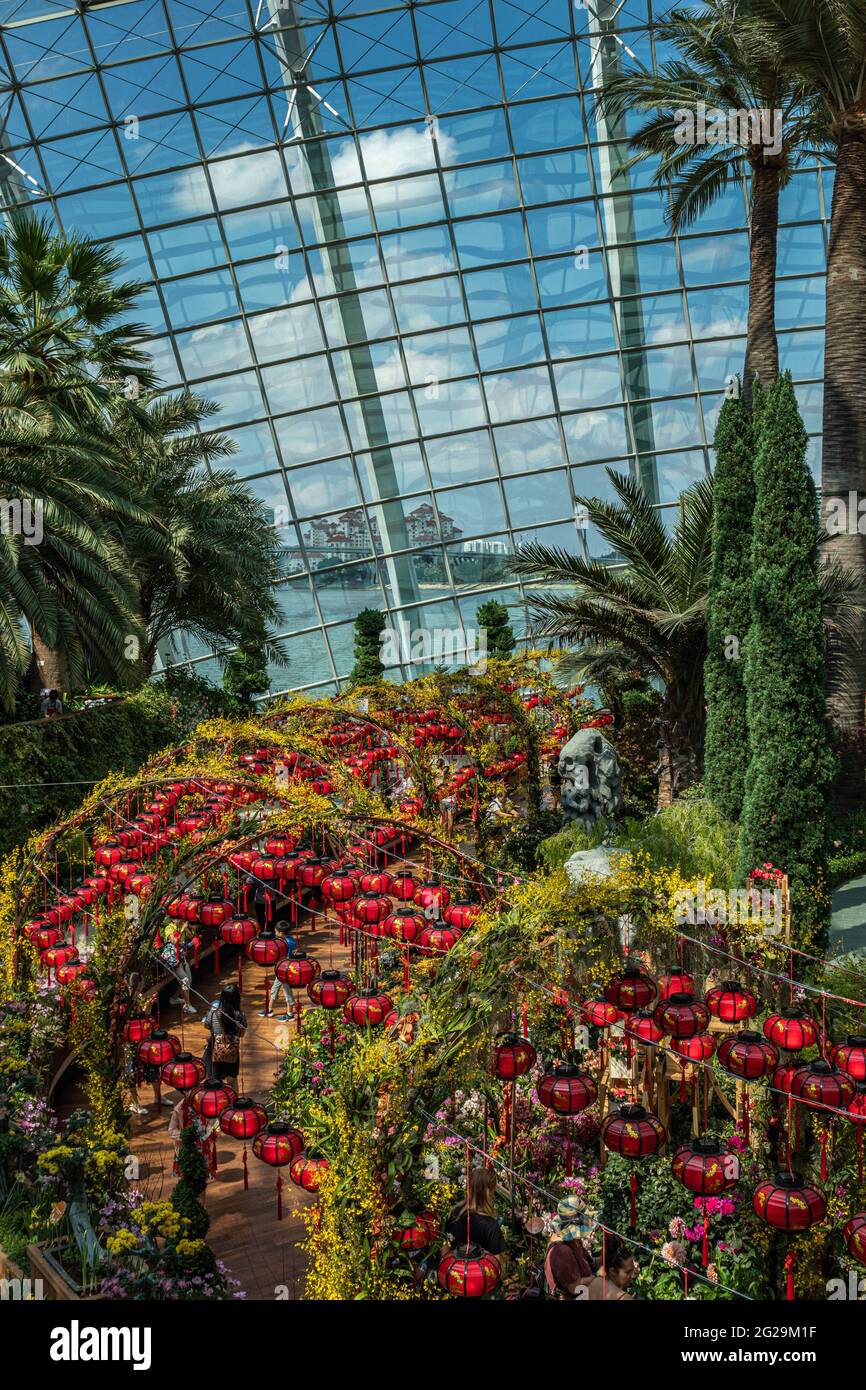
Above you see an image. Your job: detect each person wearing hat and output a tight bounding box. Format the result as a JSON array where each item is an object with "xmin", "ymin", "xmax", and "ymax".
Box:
[{"xmin": 544, "ymin": 1197, "xmax": 594, "ymax": 1299}]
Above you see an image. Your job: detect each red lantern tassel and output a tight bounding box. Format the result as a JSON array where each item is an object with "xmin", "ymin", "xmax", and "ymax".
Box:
[
  {"xmin": 154, "ymin": 926, "xmax": 162, "ymax": 951},
  {"xmin": 785, "ymin": 1250, "xmax": 796, "ymax": 1301},
  {"xmin": 702, "ymin": 1212, "xmax": 709, "ymax": 1268},
  {"xmin": 565, "ymin": 1122, "xmax": 572, "ymax": 1176},
  {"xmin": 242, "ymin": 1144, "xmax": 249, "ymax": 1190},
  {"xmin": 629, "ymin": 1170, "xmax": 638, "ymax": 1228},
  {"xmin": 680, "ymin": 1074, "xmax": 687, "ymax": 1104},
  {"xmin": 743, "ymin": 1093, "xmax": 750, "ymax": 1145},
  {"xmin": 193, "ymin": 936, "xmax": 200, "ymax": 970},
  {"xmin": 276, "ymin": 1172, "xmax": 283, "ymax": 1221},
  {"xmin": 264, "ymin": 975, "xmax": 271, "ymax": 1017}
]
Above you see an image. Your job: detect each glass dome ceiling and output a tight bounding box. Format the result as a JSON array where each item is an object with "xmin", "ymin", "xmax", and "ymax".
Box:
[{"xmin": 0, "ymin": 0, "xmax": 829, "ymax": 693}]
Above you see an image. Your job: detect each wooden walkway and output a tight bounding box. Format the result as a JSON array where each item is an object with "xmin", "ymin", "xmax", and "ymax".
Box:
[{"xmin": 128, "ymin": 912, "xmax": 350, "ymax": 1300}]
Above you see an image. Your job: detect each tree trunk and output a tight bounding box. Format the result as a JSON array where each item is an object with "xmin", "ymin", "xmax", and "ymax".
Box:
[
  {"xmin": 822, "ymin": 127, "xmax": 866, "ymax": 811},
  {"xmin": 656, "ymin": 682, "xmax": 705, "ymax": 811},
  {"xmin": 743, "ymin": 156, "xmax": 781, "ymax": 411},
  {"xmin": 28, "ymin": 630, "xmax": 69, "ymax": 695}
]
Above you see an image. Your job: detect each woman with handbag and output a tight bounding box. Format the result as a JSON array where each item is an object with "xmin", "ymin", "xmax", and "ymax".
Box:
[{"xmin": 204, "ymin": 983, "xmax": 247, "ymax": 1082}]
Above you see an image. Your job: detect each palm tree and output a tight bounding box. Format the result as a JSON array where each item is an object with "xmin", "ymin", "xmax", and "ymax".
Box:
[
  {"xmin": 0, "ymin": 213, "xmax": 157, "ymax": 696},
  {"xmin": 511, "ymin": 469, "xmax": 859, "ymax": 808},
  {"xmin": 737, "ymin": 0, "xmax": 866, "ymax": 807},
  {"xmin": 513, "ymin": 471, "xmax": 713, "ymax": 807},
  {"xmin": 110, "ymin": 392, "xmax": 287, "ymax": 675},
  {"xmin": 0, "ymin": 389, "xmax": 156, "ymax": 706},
  {"xmin": 594, "ymin": 0, "xmax": 816, "ymax": 408}
]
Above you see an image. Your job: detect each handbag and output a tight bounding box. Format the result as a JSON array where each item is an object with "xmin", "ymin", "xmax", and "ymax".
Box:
[{"xmin": 212, "ymin": 1032, "xmax": 239, "ymax": 1065}]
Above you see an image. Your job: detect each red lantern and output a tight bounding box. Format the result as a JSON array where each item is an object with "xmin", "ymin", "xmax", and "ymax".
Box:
[
  {"xmin": 831, "ymin": 1034, "xmax": 866, "ymax": 1082},
  {"xmin": 492, "ymin": 1034, "xmax": 536, "ymax": 1080},
  {"xmin": 672, "ymin": 1138, "xmax": 736, "ymax": 1194},
  {"xmin": 360, "ymin": 871, "xmax": 393, "ymax": 895},
  {"xmin": 41, "ymin": 943, "xmax": 78, "ymax": 973},
  {"xmin": 443, "ymin": 901, "xmax": 481, "ymax": 930},
  {"xmin": 384, "ymin": 911, "xmax": 425, "ymax": 943},
  {"xmin": 671, "ymin": 1032, "xmax": 717, "ymax": 1062},
  {"xmin": 654, "ymin": 992, "xmax": 710, "ymax": 1038},
  {"xmin": 246, "ymin": 931, "xmax": 289, "ymax": 967},
  {"xmin": 419, "ymin": 925, "xmax": 460, "ymax": 955},
  {"xmin": 137, "ymin": 1029, "xmax": 180, "ymax": 1068},
  {"xmin": 33, "ymin": 926, "xmax": 63, "ymax": 952},
  {"xmin": 321, "ymin": 874, "xmax": 358, "ymax": 903},
  {"xmin": 716, "ymin": 1030, "xmax": 779, "ymax": 1080},
  {"xmin": 253, "ymin": 1120, "xmax": 304, "ymax": 1166},
  {"xmin": 94, "ymin": 841, "xmax": 124, "ymax": 868},
  {"xmin": 397, "ymin": 1209, "xmax": 438, "ymax": 1251},
  {"xmin": 704, "ymin": 980, "xmax": 758, "ymax": 1024},
  {"xmin": 601, "ymin": 1103, "xmax": 666, "ymax": 1157},
  {"xmin": 220, "ymin": 915, "xmax": 257, "ymax": 947},
  {"xmin": 298, "ymin": 858, "xmax": 328, "ymax": 890},
  {"xmin": 253, "ymin": 1120, "xmax": 305, "ymax": 1220},
  {"xmin": 277, "ymin": 952, "xmax": 320, "ymax": 989},
  {"xmin": 352, "ymin": 894, "xmax": 392, "ymax": 929},
  {"xmin": 191, "ymin": 1081, "xmax": 237, "ymax": 1118},
  {"xmin": 753, "ymin": 1170, "xmax": 825, "ymax": 1231},
  {"xmin": 161, "ymin": 1051, "xmax": 205, "ymax": 1092},
  {"xmin": 773, "ymin": 1058, "xmax": 804, "ymax": 1095},
  {"xmin": 582, "ymin": 999, "xmax": 622, "ymax": 1028},
  {"xmin": 56, "ymin": 961, "xmax": 88, "ymax": 988},
  {"xmin": 265, "ymin": 835, "xmax": 297, "ymax": 857},
  {"xmin": 538, "ymin": 1063, "xmax": 597, "ymax": 1114},
  {"xmin": 625, "ymin": 1011, "xmax": 663, "ymax": 1045},
  {"xmin": 199, "ymin": 897, "xmax": 234, "ymax": 927},
  {"xmin": 344, "ymin": 988, "xmax": 393, "ymax": 1027},
  {"xmin": 220, "ymin": 1096, "xmax": 268, "ymax": 1139},
  {"xmin": 182, "ymin": 893, "xmax": 205, "ymax": 923},
  {"xmin": 658, "ymin": 969, "xmax": 696, "ymax": 999},
  {"xmin": 604, "ymin": 967, "xmax": 656, "ymax": 1013},
  {"xmin": 764, "ymin": 1008, "xmax": 818, "ymax": 1052},
  {"xmin": 122, "ymin": 1015, "xmax": 154, "ymax": 1045},
  {"xmin": 437, "ymin": 1245, "xmax": 500, "ymax": 1298},
  {"xmin": 390, "ymin": 874, "xmax": 418, "ymax": 901},
  {"xmin": 844, "ymin": 1213, "xmax": 866, "ymax": 1264},
  {"xmin": 308, "ymin": 970, "xmax": 354, "ymax": 1008},
  {"xmin": 289, "ymin": 1155, "xmax": 330, "ymax": 1192},
  {"xmin": 414, "ymin": 883, "xmax": 451, "ymax": 914},
  {"xmin": 790, "ymin": 1059, "xmax": 856, "ymax": 1110}
]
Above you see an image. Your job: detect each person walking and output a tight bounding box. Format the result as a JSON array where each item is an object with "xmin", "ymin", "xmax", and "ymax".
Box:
[
  {"xmin": 203, "ymin": 983, "xmax": 247, "ymax": 1083},
  {"xmin": 261, "ymin": 922, "xmax": 297, "ymax": 1020}
]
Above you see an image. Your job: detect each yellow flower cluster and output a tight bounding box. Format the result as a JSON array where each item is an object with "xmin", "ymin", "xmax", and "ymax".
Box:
[
  {"xmin": 106, "ymin": 1228, "xmax": 139, "ymax": 1256},
  {"xmin": 135, "ymin": 1201, "xmax": 188, "ymax": 1242}
]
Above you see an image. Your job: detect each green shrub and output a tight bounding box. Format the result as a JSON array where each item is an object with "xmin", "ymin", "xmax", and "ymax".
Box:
[
  {"xmin": 170, "ymin": 1125, "xmax": 210, "ymax": 1241},
  {"xmin": 737, "ymin": 374, "xmax": 833, "ymax": 945},
  {"xmin": 0, "ymin": 685, "xmax": 178, "ymax": 858},
  {"xmin": 704, "ymin": 391, "xmax": 754, "ymax": 820},
  {"xmin": 537, "ymin": 796, "xmax": 739, "ymax": 886}
]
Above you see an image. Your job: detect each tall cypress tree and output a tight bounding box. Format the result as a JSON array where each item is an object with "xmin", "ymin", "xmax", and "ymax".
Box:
[
  {"xmin": 737, "ymin": 373, "xmax": 833, "ymax": 944},
  {"xmin": 349, "ymin": 608, "xmax": 386, "ymax": 686},
  {"xmin": 705, "ymin": 390, "xmax": 754, "ymax": 819}
]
